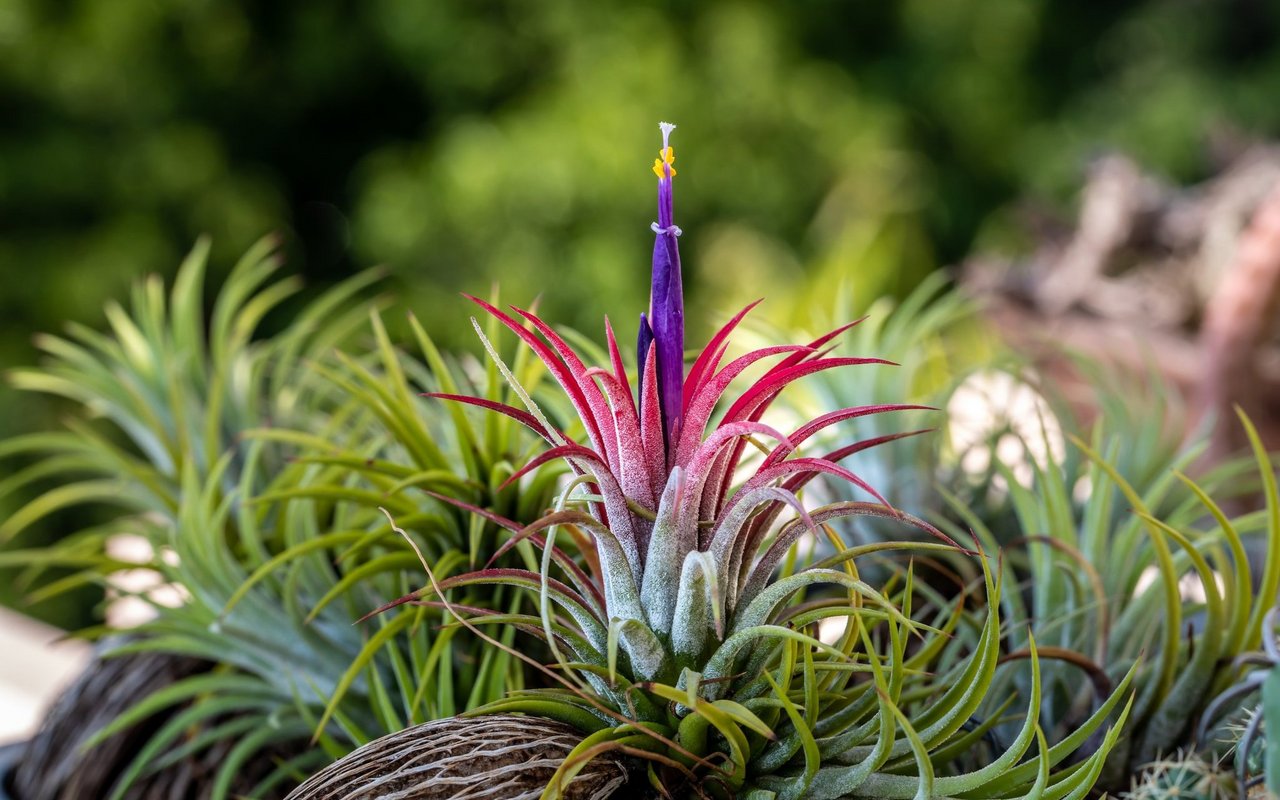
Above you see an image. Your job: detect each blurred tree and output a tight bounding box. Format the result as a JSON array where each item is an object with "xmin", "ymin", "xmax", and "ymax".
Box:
[{"xmin": 3, "ymin": 0, "xmax": 1280, "ymax": 625}]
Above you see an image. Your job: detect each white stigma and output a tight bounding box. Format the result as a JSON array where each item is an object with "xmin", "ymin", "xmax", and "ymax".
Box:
[{"xmin": 659, "ymin": 121, "xmax": 676, "ymax": 148}]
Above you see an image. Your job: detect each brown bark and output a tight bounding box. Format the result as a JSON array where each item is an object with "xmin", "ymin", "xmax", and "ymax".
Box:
[{"xmin": 964, "ymin": 145, "xmax": 1280, "ymax": 459}]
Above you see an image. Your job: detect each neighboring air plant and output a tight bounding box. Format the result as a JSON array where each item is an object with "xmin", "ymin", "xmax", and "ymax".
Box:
[
  {"xmin": 797, "ymin": 279, "xmax": 1280, "ymax": 795},
  {"xmin": 931, "ymin": 403, "xmax": 1280, "ymax": 795},
  {"xmin": 314, "ymin": 124, "xmax": 1136, "ymax": 800},
  {"xmin": 227, "ymin": 291, "xmax": 568, "ymax": 739},
  {"xmin": 0, "ymin": 238, "xmax": 384, "ymax": 797},
  {"xmin": 777, "ymin": 274, "xmax": 986, "ymax": 527},
  {"xmin": 794, "ymin": 265, "xmax": 1212, "ymax": 549},
  {"xmin": 1, "ymin": 240, "xmax": 562, "ymax": 799}
]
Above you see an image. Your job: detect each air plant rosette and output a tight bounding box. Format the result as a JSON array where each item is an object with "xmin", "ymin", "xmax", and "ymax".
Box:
[
  {"xmin": 287, "ymin": 124, "xmax": 1135, "ymax": 800},
  {"xmin": 0, "ymin": 240, "xmax": 392, "ymax": 800},
  {"xmin": 0, "ymin": 238, "xmax": 563, "ymax": 799}
]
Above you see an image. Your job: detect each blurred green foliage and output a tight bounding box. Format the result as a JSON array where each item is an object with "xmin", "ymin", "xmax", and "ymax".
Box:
[
  {"xmin": 5, "ymin": 0, "xmax": 1279, "ymax": 355},
  {"xmin": 3, "ymin": 0, "xmax": 1280, "ymax": 625}
]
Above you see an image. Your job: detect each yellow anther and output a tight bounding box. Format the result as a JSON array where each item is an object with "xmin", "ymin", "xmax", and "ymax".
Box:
[{"xmin": 652, "ymin": 146, "xmax": 676, "ymax": 179}]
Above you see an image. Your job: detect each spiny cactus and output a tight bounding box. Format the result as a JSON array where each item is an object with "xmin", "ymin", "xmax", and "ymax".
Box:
[
  {"xmin": 1227, "ymin": 709, "xmax": 1268, "ymax": 786},
  {"xmin": 1122, "ymin": 751, "xmax": 1238, "ymax": 800},
  {"xmin": 1198, "ymin": 606, "xmax": 1280, "ymax": 799}
]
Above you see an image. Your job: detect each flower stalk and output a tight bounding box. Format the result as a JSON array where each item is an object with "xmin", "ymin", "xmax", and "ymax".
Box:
[{"xmin": 642, "ymin": 121, "xmax": 685, "ymax": 458}]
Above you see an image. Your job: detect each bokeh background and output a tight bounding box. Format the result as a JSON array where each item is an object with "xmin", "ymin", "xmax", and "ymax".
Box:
[{"xmin": 3, "ymin": 0, "xmax": 1280, "ymax": 629}]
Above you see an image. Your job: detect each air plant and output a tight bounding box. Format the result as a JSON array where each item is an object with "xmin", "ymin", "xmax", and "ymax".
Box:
[
  {"xmin": 799, "ymin": 306, "xmax": 1203, "ymax": 545},
  {"xmin": 920, "ymin": 396, "xmax": 1280, "ymax": 794},
  {"xmin": 0, "ymin": 238, "xmax": 562, "ymax": 799},
  {"xmin": 793, "ymin": 264, "xmax": 1280, "ymax": 796},
  {"xmin": 226, "ymin": 288, "xmax": 569, "ymax": 736},
  {"xmin": 0, "ymin": 237, "xmax": 381, "ymax": 796},
  {"xmin": 342, "ymin": 123, "xmax": 1136, "ymax": 800},
  {"xmin": 777, "ymin": 273, "xmax": 986, "ymax": 530}
]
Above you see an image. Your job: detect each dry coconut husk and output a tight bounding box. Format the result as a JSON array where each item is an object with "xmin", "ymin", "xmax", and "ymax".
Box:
[
  {"xmin": 11, "ymin": 643, "xmax": 294, "ymax": 800},
  {"xmin": 12, "ymin": 646, "xmax": 207, "ymax": 800},
  {"xmin": 285, "ymin": 715, "xmax": 631, "ymax": 800}
]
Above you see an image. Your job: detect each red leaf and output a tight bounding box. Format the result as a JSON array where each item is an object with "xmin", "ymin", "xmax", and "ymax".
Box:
[
  {"xmin": 677, "ymin": 344, "xmax": 813, "ymax": 464},
  {"xmin": 639, "ymin": 340, "xmax": 667, "ymax": 490},
  {"xmin": 422, "ymin": 393, "xmax": 557, "ymax": 442},
  {"xmin": 604, "ymin": 316, "xmax": 638, "ymax": 419},
  {"xmin": 683, "ymin": 300, "xmax": 762, "ymax": 411},
  {"xmin": 464, "ymin": 295, "xmax": 610, "ymax": 461},
  {"xmin": 509, "ymin": 304, "xmax": 620, "ymax": 473},
  {"xmin": 763, "ymin": 404, "xmax": 934, "ymax": 467},
  {"xmin": 721, "ymin": 357, "xmax": 895, "ymax": 426}
]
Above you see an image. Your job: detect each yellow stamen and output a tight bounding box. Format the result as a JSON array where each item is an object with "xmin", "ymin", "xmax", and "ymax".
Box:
[{"xmin": 652, "ymin": 146, "xmax": 676, "ymax": 179}]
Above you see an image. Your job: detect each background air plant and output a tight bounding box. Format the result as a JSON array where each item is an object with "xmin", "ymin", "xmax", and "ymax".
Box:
[
  {"xmin": 962, "ymin": 411, "xmax": 1280, "ymax": 792},
  {"xmin": 227, "ymin": 286, "xmax": 570, "ymax": 736},
  {"xmin": 775, "ymin": 273, "xmax": 987, "ymax": 529},
  {"xmin": 1, "ymin": 238, "xmax": 563, "ymax": 798},
  {"xmin": 886, "ymin": 362, "xmax": 1280, "ymax": 795},
  {"xmin": 1, "ymin": 237, "xmax": 380, "ymax": 796},
  {"xmin": 792, "ymin": 266, "xmax": 1280, "ymax": 796}
]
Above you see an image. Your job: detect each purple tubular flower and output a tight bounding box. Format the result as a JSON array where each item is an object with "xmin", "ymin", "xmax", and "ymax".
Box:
[
  {"xmin": 646, "ymin": 121, "xmax": 684, "ymax": 452},
  {"xmin": 637, "ymin": 312, "xmax": 654, "ymax": 388}
]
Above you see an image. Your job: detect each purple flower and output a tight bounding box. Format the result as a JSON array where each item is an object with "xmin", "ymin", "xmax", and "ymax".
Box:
[{"xmin": 640, "ymin": 121, "xmax": 684, "ymax": 455}]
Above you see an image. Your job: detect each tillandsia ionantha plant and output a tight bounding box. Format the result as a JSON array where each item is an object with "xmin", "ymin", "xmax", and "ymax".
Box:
[
  {"xmin": 300, "ymin": 123, "xmax": 1139, "ymax": 800},
  {"xmin": 0, "ymin": 238, "xmax": 565, "ymax": 799},
  {"xmin": 897, "ymin": 366, "xmax": 1280, "ymax": 796},
  {"xmin": 0, "ymin": 237, "xmax": 384, "ymax": 797},
  {"xmin": 792, "ymin": 274, "xmax": 1280, "ymax": 798}
]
